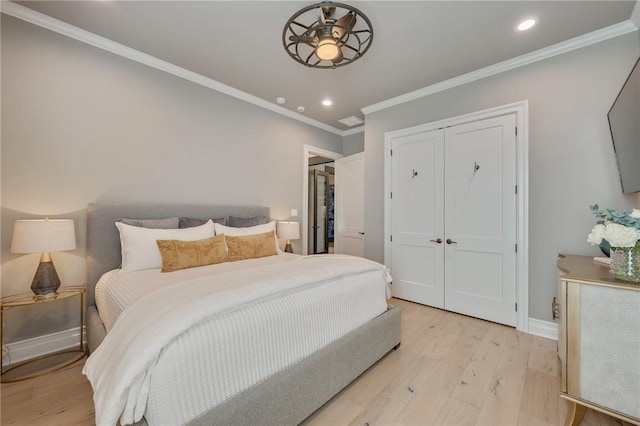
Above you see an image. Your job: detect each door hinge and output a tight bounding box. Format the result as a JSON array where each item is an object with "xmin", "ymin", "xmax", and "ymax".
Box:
[
  {"xmin": 515, "ymin": 244, "xmax": 518, "ymax": 253},
  {"xmin": 390, "ymin": 235, "xmax": 393, "ymax": 242},
  {"xmin": 390, "ymin": 149, "xmax": 393, "ymax": 156},
  {"xmin": 515, "ymin": 126, "xmax": 518, "ymax": 136},
  {"xmin": 552, "ymin": 297, "xmax": 560, "ymax": 321},
  {"xmin": 390, "ymin": 192, "xmax": 393, "ymax": 199},
  {"xmin": 515, "ymin": 303, "xmax": 518, "ymax": 312},
  {"xmin": 515, "ymin": 185, "xmax": 518, "ymax": 194}
]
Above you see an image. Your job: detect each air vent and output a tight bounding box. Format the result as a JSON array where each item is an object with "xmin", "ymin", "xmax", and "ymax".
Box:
[{"xmin": 338, "ymin": 116, "xmax": 364, "ymax": 126}]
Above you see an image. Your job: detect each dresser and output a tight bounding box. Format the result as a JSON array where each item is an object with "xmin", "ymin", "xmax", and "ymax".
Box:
[{"xmin": 557, "ymin": 254, "xmax": 640, "ymax": 426}]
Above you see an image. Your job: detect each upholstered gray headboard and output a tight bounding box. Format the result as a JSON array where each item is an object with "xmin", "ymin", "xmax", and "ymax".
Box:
[{"xmin": 86, "ymin": 203, "xmax": 270, "ymax": 306}]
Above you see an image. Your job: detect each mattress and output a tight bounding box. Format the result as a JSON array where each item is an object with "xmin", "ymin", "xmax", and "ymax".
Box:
[{"xmin": 89, "ymin": 254, "xmax": 390, "ymax": 426}]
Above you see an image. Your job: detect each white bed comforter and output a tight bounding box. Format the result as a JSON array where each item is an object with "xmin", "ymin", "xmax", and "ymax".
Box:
[
  {"xmin": 95, "ymin": 252, "xmax": 301, "ymax": 332},
  {"xmin": 83, "ymin": 255, "xmax": 391, "ymax": 426}
]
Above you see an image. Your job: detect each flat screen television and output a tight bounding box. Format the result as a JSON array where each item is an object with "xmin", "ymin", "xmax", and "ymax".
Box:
[{"xmin": 608, "ymin": 57, "xmax": 640, "ymax": 193}]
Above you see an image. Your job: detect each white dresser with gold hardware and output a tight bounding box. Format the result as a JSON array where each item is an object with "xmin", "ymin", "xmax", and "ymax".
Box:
[{"xmin": 557, "ymin": 254, "xmax": 640, "ymax": 426}]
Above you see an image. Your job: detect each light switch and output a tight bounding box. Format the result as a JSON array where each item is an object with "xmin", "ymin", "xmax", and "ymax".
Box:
[{"xmin": 291, "ymin": 209, "xmax": 298, "ymax": 217}]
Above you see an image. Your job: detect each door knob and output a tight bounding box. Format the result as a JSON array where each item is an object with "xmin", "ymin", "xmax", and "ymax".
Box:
[
  {"xmin": 429, "ymin": 238, "xmax": 442, "ymax": 244},
  {"xmin": 446, "ymin": 239, "xmax": 458, "ymax": 245}
]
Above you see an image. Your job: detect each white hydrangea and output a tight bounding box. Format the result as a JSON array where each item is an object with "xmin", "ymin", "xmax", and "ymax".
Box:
[
  {"xmin": 603, "ymin": 223, "xmax": 640, "ymax": 248},
  {"xmin": 630, "ymin": 209, "xmax": 640, "ymax": 219},
  {"xmin": 587, "ymin": 224, "xmax": 605, "ymax": 246}
]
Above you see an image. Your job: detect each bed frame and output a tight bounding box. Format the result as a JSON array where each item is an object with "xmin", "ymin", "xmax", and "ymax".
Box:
[{"xmin": 86, "ymin": 202, "xmax": 402, "ymax": 426}]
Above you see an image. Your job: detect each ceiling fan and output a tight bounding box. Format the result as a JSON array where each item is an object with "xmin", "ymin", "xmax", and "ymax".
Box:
[{"xmin": 282, "ymin": 2, "xmax": 373, "ymax": 69}]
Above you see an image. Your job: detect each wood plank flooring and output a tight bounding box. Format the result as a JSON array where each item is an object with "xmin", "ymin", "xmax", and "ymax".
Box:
[{"xmin": 1, "ymin": 298, "xmax": 630, "ymax": 425}]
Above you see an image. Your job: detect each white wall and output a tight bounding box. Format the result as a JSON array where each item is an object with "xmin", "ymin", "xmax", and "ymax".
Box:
[
  {"xmin": 364, "ymin": 32, "xmax": 640, "ymax": 322},
  {"xmin": 0, "ymin": 15, "xmax": 342, "ymax": 342}
]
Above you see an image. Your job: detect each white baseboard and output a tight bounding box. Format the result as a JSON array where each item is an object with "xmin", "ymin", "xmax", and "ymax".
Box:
[
  {"xmin": 528, "ymin": 318, "xmax": 558, "ymax": 341},
  {"xmin": 2, "ymin": 326, "xmax": 85, "ymax": 366}
]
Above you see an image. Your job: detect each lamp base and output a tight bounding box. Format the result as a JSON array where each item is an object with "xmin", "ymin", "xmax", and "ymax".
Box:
[
  {"xmin": 31, "ymin": 259, "xmax": 61, "ymax": 297},
  {"xmin": 284, "ymin": 241, "xmax": 293, "ymax": 253}
]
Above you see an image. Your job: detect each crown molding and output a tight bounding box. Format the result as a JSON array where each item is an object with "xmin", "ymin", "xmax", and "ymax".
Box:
[
  {"xmin": 341, "ymin": 126, "xmax": 365, "ymax": 136},
  {"xmin": 631, "ymin": 1, "xmax": 640, "ymax": 28},
  {"xmin": 0, "ymin": 1, "xmax": 346, "ymax": 136},
  {"xmin": 362, "ymin": 20, "xmax": 638, "ymax": 116}
]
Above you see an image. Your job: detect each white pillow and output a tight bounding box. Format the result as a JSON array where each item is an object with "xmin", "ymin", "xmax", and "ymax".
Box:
[
  {"xmin": 116, "ymin": 220, "xmax": 215, "ymax": 272},
  {"xmin": 214, "ymin": 221, "xmax": 281, "ymax": 253}
]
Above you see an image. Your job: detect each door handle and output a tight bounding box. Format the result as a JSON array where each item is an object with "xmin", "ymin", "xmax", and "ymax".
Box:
[
  {"xmin": 429, "ymin": 238, "xmax": 442, "ymax": 244},
  {"xmin": 358, "ymin": 232, "xmax": 365, "ymax": 235},
  {"xmin": 446, "ymin": 239, "xmax": 457, "ymax": 245}
]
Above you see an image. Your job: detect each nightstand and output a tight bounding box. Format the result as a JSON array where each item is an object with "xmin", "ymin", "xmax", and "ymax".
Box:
[{"xmin": 1, "ymin": 285, "xmax": 86, "ymax": 383}]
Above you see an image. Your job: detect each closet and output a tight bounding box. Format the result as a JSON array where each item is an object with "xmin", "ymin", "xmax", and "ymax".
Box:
[{"xmin": 386, "ymin": 113, "xmax": 518, "ymax": 327}]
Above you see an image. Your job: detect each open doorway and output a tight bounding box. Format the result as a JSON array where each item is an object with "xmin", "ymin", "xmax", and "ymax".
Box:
[
  {"xmin": 302, "ymin": 145, "xmax": 342, "ymax": 255},
  {"xmin": 308, "ymin": 156, "xmax": 335, "ymax": 254}
]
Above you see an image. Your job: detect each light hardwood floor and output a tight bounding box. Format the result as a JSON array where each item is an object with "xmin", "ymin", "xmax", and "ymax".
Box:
[{"xmin": 1, "ymin": 298, "xmax": 630, "ymax": 425}]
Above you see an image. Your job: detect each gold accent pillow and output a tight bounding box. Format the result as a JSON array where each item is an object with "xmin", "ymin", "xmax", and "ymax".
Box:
[
  {"xmin": 226, "ymin": 231, "xmax": 278, "ymax": 262},
  {"xmin": 156, "ymin": 234, "xmax": 227, "ymax": 272}
]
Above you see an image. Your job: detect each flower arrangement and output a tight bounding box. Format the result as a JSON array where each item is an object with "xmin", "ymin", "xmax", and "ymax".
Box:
[{"xmin": 587, "ymin": 205, "xmax": 640, "ymax": 249}]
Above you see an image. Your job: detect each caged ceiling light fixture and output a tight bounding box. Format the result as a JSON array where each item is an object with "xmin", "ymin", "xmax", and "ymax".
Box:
[{"xmin": 282, "ymin": 2, "xmax": 373, "ymax": 69}]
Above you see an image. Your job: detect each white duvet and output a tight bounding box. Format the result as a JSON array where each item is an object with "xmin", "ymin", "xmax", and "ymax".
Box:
[
  {"xmin": 83, "ymin": 255, "xmax": 391, "ymax": 426},
  {"xmin": 94, "ymin": 252, "xmax": 301, "ymax": 332}
]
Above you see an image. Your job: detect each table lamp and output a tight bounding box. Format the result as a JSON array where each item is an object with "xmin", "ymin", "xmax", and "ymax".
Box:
[
  {"xmin": 277, "ymin": 221, "xmax": 300, "ymax": 253},
  {"xmin": 10, "ymin": 218, "xmax": 76, "ymax": 297}
]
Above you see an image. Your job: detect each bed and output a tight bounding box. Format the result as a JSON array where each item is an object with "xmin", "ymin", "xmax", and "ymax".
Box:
[{"xmin": 84, "ymin": 203, "xmax": 402, "ymax": 426}]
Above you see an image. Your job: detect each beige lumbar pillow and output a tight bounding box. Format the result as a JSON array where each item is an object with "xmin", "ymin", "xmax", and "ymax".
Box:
[
  {"xmin": 225, "ymin": 231, "xmax": 278, "ymax": 262},
  {"xmin": 156, "ymin": 234, "xmax": 227, "ymax": 272}
]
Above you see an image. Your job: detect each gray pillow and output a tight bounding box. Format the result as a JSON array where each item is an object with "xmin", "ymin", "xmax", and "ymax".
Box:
[
  {"xmin": 228, "ymin": 215, "xmax": 269, "ymax": 227},
  {"xmin": 118, "ymin": 217, "xmax": 179, "ymax": 229},
  {"xmin": 179, "ymin": 217, "xmax": 226, "ymax": 228}
]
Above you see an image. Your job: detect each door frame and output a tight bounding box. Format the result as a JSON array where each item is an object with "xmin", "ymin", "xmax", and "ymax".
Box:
[
  {"xmin": 302, "ymin": 145, "xmax": 342, "ymax": 255},
  {"xmin": 383, "ymin": 100, "xmax": 529, "ymax": 332}
]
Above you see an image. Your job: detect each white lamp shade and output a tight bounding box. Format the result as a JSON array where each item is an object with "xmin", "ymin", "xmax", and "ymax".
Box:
[
  {"xmin": 277, "ymin": 221, "xmax": 300, "ymax": 241},
  {"xmin": 10, "ymin": 219, "xmax": 76, "ymax": 254}
]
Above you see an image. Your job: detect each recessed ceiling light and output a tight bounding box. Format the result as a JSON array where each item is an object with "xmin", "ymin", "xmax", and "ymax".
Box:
[
  {"xmin": 322, "ymin": 99, "xmax": 333, "ymax": 106},
  {"xmin": 516, "ymin": 18, "xmax": 537, "ymax": 32}
]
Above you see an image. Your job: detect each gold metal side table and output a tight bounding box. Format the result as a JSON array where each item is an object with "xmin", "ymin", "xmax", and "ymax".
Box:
[{"xmin": 1, "ymin": 285, "xmax": 86, "ymax": 383}]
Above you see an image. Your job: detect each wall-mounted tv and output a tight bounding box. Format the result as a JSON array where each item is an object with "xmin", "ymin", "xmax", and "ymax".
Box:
[{"xmin": 608, "ymin": 57, "xmax": 640, "ymax": 193}]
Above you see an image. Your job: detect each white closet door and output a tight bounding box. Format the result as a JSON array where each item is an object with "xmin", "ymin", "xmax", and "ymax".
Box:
[
  {"xmin": 443, "ymin": 114, "xmax": 517, "ymax": 326},
  {"xmin": 334, "ymin": 153, "xmax": 364, "ymax": 257},
  {"xmin": 390, "ymin": 129, "xmax": 445, "ymax": 308}
]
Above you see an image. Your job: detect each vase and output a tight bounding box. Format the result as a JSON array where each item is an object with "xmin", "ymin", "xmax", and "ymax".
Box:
[{"xmin": 610, "ymin": 246, "xmax": 640, "ymax": 283}]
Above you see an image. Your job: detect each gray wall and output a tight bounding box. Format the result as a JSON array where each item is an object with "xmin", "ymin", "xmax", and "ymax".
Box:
[
  {"xmin": 364, "ymin": 32, "xmax": 640, "ymax": 323},
  {"xmin": 342, "ymin": 131, "xmax": 365, "ymax": 156},
  {"xmin": 1, "ymin": 16, "xmax": 342, "ymax": 342}
]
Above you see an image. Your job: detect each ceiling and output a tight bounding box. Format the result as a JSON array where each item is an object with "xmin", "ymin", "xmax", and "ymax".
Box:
[{"xmin": 11, "ymin": 1, "xmax": 638, "ymax": 133}]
